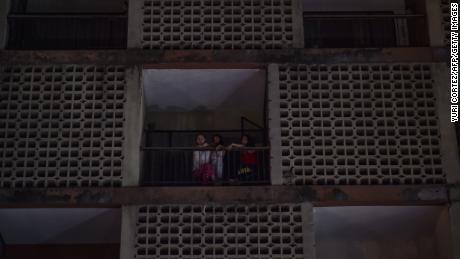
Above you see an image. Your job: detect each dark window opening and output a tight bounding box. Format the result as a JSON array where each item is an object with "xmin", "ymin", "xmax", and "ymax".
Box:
[
  {"xmin": 141, "ymin": 68, "xmax": 270, "ymax": 186},
  {"xmin": 6, "ymin": 0, "xmax": 127, "ymax": 50},
  {"xmin": 315, "ymin": 206, "xmax": 452, "ymax": 259},
  {"xmin": 303, "ymin": 11, "xmax": 429, "ymax": 48},
  {"xmin": 0, "ymin": 208, "xmax": 121, "ymax": 259}
]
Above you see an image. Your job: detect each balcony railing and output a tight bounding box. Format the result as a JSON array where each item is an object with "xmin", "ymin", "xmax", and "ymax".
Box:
[
  {"xmin": 142, "ymin": 147, "xmax": 270, "ymax": 186},
  {"xmin": 145, "ymin": 129, "xmax": 266, "ymax": 148},
  {"xmin": 7, "ymin": 14, "xmax": 127, "ymax": 50},
  {"xmin": 303, "ymin": 13, "xmax": 427, "ymax": 48}
]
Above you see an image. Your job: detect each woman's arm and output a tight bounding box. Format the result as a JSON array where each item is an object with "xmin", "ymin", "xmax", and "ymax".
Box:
[
  {"xmin": 228, "ymin": 143, "xmax": 244, "ymax": 149},
  {"xmin": 192, "ymin": 151, "xmax": 199, "ymax": 170}
]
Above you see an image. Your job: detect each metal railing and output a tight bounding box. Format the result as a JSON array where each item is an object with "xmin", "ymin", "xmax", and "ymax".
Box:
[
  {"xmin": 142, "ymin": 147, "xmax": 270, "ymax": 186},
  {"xmin": 0, "ymin": 232, "xmax": 4, "ymax": 259},
  {"xmin": 144, "ymin": 129, "xmax": 266, "ymax": 148},
  {"xmin": 303, "ymin": 13, "xmax": 427, "ymax": 48},
  {"xmin": 7, "ymin": 14, "xmax": 127, "ymax": 49}
]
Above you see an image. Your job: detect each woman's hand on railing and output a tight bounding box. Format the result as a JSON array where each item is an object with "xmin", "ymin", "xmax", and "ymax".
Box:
[
  {"xmin": 227, "ymin": 143, "xmax": 244, "ymax": 150},
  {"xmin": 197, "ymin": 143, "xmax": 209, "ymax": 149}
]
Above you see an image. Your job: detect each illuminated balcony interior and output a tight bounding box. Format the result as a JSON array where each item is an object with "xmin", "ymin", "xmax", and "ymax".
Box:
[{"xmin": 142, "ymin": 68, "xmax": 269, "ymax": 186}]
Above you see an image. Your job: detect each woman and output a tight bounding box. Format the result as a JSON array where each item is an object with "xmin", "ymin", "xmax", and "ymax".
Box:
[
  {"xmin": 210, "ymin": 134, "xmax": 225, "ymax": 182},
  {"xmin": 192, "ymin": 134, "xmax": 215, "ymax": 184},
  {"xmin": 228, "ymin": 134, "xmax": 257, "ymax": 181}
]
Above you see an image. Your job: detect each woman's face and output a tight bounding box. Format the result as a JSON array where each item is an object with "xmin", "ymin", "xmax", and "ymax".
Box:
[
  {"xmin": 213, "ymin": 136, "xmax": 221, "ymax": 144},
  {"xmin": 241, "ymin": 136, "xmax": 248, "ymax": 145},
  {"xmin": 196, "ymin": 135, "xmax": 206, "ymax": 145}
]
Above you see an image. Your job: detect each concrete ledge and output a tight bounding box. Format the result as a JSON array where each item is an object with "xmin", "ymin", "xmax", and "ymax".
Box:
[
  {"xmin": 0, "ymin": 185, "xmax": 448, "ymax": 208},
  {"xmin": 0, "ymin": 47, "xmax": 448, "ymax": 65}
]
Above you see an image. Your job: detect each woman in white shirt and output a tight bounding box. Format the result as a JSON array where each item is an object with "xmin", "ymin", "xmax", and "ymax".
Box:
[
  {"xmin": 210, "ymin": 134, "xmax": 225, "ymax": 182},
  {"xmin": 192, "ymin": 134, "xmax": 214, "ymax": 183}
]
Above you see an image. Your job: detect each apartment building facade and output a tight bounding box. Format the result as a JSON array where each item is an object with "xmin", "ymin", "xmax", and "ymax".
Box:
[{"xmin": 0, "ymin": 0, "xmax": 458, "ymax": 258}]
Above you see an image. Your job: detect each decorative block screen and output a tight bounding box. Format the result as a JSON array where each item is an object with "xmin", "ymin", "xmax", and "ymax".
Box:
[
  {"xmin": 0, "ymin": 65, "xmax": 126, "ymax": 187},
  {"xmin": 134, "ymin": 204, "xmax": 309, "ymax": 259},
  {"xmin": 277, "ymin": 64, "xmax": 444, "ymax": 185},
  {"xmin": 141, "ymin": 0, "xmax": 299, "ymax": 49},
  {"xmin": 441, "ymin": 0, "xmax": 451, "ymax": 46}
]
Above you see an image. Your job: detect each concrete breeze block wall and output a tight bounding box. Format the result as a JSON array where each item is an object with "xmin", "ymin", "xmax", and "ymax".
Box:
[
  {"xmin": 269, "ymin": 63, "xmax": 446, "ymax": 185},
  {"xmin": 0, "ymin": 65, "xmax": 126, "ymax": 187},
  {"xmin": 121, "ymin": 203, "xmax": 315, "ymax": 259},
  {"xmin": 129, "ymin": 0, "xmax": 304, "ymax": 49}
]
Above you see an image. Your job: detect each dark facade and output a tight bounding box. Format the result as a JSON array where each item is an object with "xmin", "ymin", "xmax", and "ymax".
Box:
[{"xmin": 0, "ymin": 0, "xmax": 458, "ymax": 259}]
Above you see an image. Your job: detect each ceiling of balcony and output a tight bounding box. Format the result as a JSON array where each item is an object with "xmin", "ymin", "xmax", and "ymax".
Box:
[{"xmin": 143, "ymin": 69, "xmax": 265, "ymax": 112}]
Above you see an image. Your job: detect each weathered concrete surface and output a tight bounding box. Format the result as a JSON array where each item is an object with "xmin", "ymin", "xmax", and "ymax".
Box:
[
  {"xmin": 0, "ymin": 0, "xmax": 9, "ymax": 49},
  {"xmin": 127, "ymin": 0, "xmax": 142, "ymax": 49},
  {"xmin": 122, "ymin": 67, "xmax": 143, "ymax": 187},
  {"xmin": 0, "ymin": 185, "xmax": 448, "ymax": 208},
  {"xmin": 450, "ymin": 202, "xmax": 460, "ymax": 259},
  {"xmin": 302, "ymin": 202, "xmax": 316, "ymax": 259},
  {"xmin": 120, "ymin": 206, "xmax": 136, "ymax": 259},
  {"xmin": 433, "ymin": 63, "xmax": 460, "ymax": 184},
  {"xmin": 425, "ymin": 0, "xmax": 446, "ymax": 47},
  {"xmin": 450, "ymin": 184, "xmax": 460, "ymax": 203},
  {"xmin": 267, "ymin": 64, "xmax": 283, "ymax": 185},
  {"xmin": 0, "ymin": 48, "xmax": 448, "ymax": 65}
]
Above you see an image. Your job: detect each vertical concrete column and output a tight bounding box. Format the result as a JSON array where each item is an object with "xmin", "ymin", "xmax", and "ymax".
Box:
[
  {"xmin": 0, "ymin": 0, "xmax": 9, "ymax": 49},
  {"xmin": 120, "ymin": 206, "xmax": 138, "ymax": 259},
  {"xmin": 425, "ymin": 0, "xmax": 445, "ymax": 46},
  {"xmin": 450, "ymin": 202, "xmax": 460, "ymax": 259},
  {"xmin": 433, "ymin": 63, "xmax": 460, "ymax": 184},
  {"xmin": 302, "ymin": 202, "xmax": 316, "ymax": 259},
  {"xmin": 123, "ymin": 67, "xmax": 144, "ymax": 186},
  {"xmin": 127, "ymin": 0, "xmax": 143, "ymax": 48},
  {"xmin": 292, "ymin": 0, "xmax": 304, "ymax": 48},
  {"xmin": 435, "ymin": 207, "xmax": 454, "ymax": 259},
  {"xmin": 394, "ymin": 10, "xmax": 410, "ymax": 46},
  {"xmin": 431, "ymin": 64, "xmax": 458, "ymax": 259},
  {"xmin": 268, "ymin": 64, "xmax": 283, "ymax": 185}
]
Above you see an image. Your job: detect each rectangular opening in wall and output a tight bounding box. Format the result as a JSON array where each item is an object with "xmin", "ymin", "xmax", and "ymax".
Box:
[
  {"xmin": 142, "ymin": 68, "xmax": 270, "ymax": 186},
  {"xmin": 314, "ymin": 206, "xmax": 452, "ymax": 259},
  {"xmin": 303, "ymin": 0, "xmax": 429, "ymax": 48},
  {"xmin": 0, "ymin": 208, "xmax": 121, "ymax": 259},
  {"xmin": 7, "ymin": 0, "xmax": 128, "ymax": 50}
]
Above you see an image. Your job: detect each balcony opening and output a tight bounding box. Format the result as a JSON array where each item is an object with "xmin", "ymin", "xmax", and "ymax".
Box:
[
  {"xmin": 303, "ymin": 0, "xmax": 429, "ymax": 48},
  {"xmin": 142, "ymin": 68, "xmax": 269, "ymax": 186},
  {"xmin": 6, "ymin": 0, "xmax": 127, "ymax": 50},
  {"xmin": 314, "ymin": 206, "xmax": 453, "ymax": 259},
  {"xmin": 0, "ymin": 208, "xmax": 121, "ymax": 259}
]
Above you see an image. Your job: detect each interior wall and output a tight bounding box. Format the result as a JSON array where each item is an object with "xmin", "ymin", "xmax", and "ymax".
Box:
[
  {"xmin": 24, "ymin": 0, "xmax": 126, "ymax": 13},
  {"xmin": 4, "ymin": 244, "xmax": 119, "ymax": 259},
  {"xmin": 405, "ymin": 0, "xmax": 430, "ymax": 46},
  {"xmin": 315, "ymin": 206, "xmax": 451, "ymax": 259},
  {"xmin": 303, "ymin": 0, "xmax": 405, "ymax": 12},
  {"xmin": 146, "ymin": 110, "xmax": 262, "ymax": 131},
  {"xmin": 0, "ymin": 208, "xmax": 121, "ymax": 244},
  {"xmin": 143, "ymin": 69, "xmax": 266, "ymax": 131},
  {"xmin": 317, "ymin": 238, "xmax": 438, "ymax": 259}
]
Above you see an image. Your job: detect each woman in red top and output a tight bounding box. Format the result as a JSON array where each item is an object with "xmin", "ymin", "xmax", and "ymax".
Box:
[
  {"xmin": 228, "ymin": 135, "xmax": 257, "ymax": 181},
  {"xmin": 192, "ymin": 134, "xmax": 215, "ymax": 184}
]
